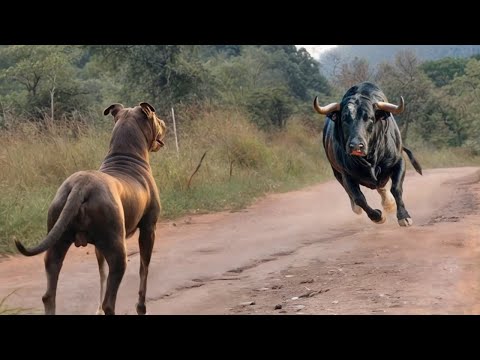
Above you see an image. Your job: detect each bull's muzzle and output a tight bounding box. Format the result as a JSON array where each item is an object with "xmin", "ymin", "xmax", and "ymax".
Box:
[{"xmin": 348, "ymin": 140, "xmax": 366, "ymax": 156}]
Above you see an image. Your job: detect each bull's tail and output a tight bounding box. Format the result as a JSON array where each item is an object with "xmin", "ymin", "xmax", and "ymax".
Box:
[
  {"xmin": 403, "ymin": 146, "xmax": 423, "ymax": 175},
  {"xmin": 14, "ymin": 186, "xmax": 84, "ymax": 256}
]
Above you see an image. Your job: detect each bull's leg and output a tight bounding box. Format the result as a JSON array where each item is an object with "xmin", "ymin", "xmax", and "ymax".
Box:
[
  {"xmin": 377, "ymin": 178, "xmax": 396, "ymax": 213},
  {"xmin": 349, "ymin": 197, "xmax": 363, "ymax": 215},
  {"xmin": 390, "ymin": 157, "xmax": 413, "ymax": 227},
  {"xmin": 332, "ymin": 167, "xmax": 362, "ymax": 215},
  {"xmin": 97, "ymin": 237, "xmax": 127, "ymax": 315},
  {"xmin": 95, "ymin": 247, "xmax": 107, "ymax": 315},
  {"xmin": 343, "ymin": 176, "xmax": 385, "ymax": 224},
  {"xmin": 42, "ymin": 239, "xmax": 72, "ymax": 315},
  {"xmin": 136, "ymin": 221, "xmax": 156, "ymax": 315}
]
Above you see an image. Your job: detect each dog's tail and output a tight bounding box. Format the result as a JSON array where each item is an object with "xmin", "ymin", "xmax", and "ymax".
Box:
[
  {"xmin": 14, "ymin": 186, "xmax": 84, "ymax": 256},
  {"xmin": 403, "ymin": 146, "xmax": 423, "ymax": 175}
]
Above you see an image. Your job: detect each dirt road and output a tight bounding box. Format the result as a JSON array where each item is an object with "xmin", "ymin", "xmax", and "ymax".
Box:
[{"xmin": 1, "ymin": 166, "xmax": 480, "ymax": 315}]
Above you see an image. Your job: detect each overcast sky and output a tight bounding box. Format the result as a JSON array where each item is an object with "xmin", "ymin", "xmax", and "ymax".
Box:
[{"xmin": 296, "ymin": 45, "xmax": 337, "ymax": 58}]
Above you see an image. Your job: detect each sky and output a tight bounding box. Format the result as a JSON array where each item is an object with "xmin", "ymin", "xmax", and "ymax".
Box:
[{"xmin": 296, "ymin": 45, "xmax": 337, "ymax": 58}]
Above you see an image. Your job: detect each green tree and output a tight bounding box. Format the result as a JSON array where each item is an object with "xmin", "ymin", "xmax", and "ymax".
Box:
[
  {"xmin": 0, "ymin": 45, "xmax": 89, "ymax": 119},
  {"xmin": 207, "ymin": 45, "xmax": 330, "ymax": 119},
  {"xmin": 442, "ymin": 59, "xmax": 480, "ymax": 152},
  {"xmin": 92, "ymin": 45, "xmax": 213, "ymax": 115},
  {"xmin": 420, "ymin": 57, "xmax": 468, "ymax": 87},
  {"xmin": 246, "ymin": 87, "xmax": 295, "ymax": 130}
]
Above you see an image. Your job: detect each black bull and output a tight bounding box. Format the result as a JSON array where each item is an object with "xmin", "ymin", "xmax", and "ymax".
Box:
[{"xmin": 314, "ymin": 82, "xmax": 422, "ymax": 227}]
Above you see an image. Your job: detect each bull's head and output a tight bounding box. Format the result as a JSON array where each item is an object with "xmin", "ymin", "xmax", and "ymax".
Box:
[{"xmin": 314, "ymin": 96, "xmax": 404, "ymax": 157}]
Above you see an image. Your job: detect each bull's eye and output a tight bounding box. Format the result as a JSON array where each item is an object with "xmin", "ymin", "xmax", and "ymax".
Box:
[{"xmin": 366, "ymin": 119, "xmax": 374, "ymax": 132}]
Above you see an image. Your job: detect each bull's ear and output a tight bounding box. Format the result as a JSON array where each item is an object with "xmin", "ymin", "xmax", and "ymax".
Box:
[
  {"xmin": 103, "ymin": 103, "xmax": 124, "ymax": 117},
  {"xmin": 140, "ymin": 102, "xmax": 156, "ymax": 114},
  {"xmin": 329, "ymin": 111, "xmax": 340, "ymax": 122},
  {"xmin": 375, "ymin": 110, "xmax": 390, "ymax": 121}
]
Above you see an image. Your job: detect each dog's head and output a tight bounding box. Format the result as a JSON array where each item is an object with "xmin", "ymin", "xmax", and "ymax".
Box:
[
  {"xmin": 138, "ymin": 102, "xmax": 167, "ymax": 152},
  {"xmin": 104, "ymin": 102, "xmax": 167, "ymax": 152}
]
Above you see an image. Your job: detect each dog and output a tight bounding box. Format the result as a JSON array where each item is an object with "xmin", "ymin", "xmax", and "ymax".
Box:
[{"xmin": 14, "ymin": 102, "xmax": 166, "ymax": 315}]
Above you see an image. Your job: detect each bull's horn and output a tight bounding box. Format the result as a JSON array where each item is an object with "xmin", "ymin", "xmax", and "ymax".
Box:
[
  {"xmin": 374, "ymin": 96, "xmax": 405, "ymax": 115},
  {"xmin": 313, "ymin": 96, "xmax": 340, "ymax": 115}
]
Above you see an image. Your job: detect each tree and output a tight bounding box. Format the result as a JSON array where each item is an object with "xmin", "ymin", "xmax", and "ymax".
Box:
[
  {"xmin": 92, "ymin": 45, "xmax": 213, "ymax": 115},
  {"xmin": 376, "ymin": 50, "xmax": 436, "ymax": 143},
  {"xmin": 246, "ymin": 87, "xmax": 295, "ymax": 130},
  {"xmin": 442, "ymin": 59, "xmax": 480, "ymax": 152},
  {"xmin": 420, "ymin": 57, "xmax": 468, "ymax": 87},
  {"xmin": 336, "ymin": 57, "xmax": 373, "ymax": 89},
  {"xmin": 319, "ymin": 49, "xmax": 343, "ymax": 78},
  {"xmin": 196, "ymin": 45, "xmax": 241, "ymax": 59},
  {"xmin": 0, "ymin": 45, "xmax": 87, "ymax": 119}
]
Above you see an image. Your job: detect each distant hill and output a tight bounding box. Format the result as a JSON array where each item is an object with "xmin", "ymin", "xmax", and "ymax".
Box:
[{"xmin": 318, "ymin": 45, "xmax": 480, "ymax": 75}]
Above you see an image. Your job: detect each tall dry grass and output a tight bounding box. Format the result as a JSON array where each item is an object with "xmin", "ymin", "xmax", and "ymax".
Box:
[
  {"xmin": 0, "ymin": 110, "xmax": 331, "ymax": 253},
  {"xmin": 1, "ymin": 109, "xmax": 479, "ymax": 254}
]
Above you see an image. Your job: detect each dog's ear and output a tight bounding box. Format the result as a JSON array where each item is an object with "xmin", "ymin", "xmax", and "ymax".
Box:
[
  {"xmin": 103, "ymin": 103, "xmax": 124, "ymax": 117},
  {"xmin": 139, "ymin": 102, "xmax": 156, "ymax": 115}
]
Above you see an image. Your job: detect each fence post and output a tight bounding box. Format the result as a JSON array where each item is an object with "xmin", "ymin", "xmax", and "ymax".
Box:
[{"xmin": 172, "ymin": 107, "xmax": 179, "ymax": 155}]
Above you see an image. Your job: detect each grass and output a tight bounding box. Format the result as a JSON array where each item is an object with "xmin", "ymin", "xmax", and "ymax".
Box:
[
  {"xmin": 0, "ymin": 290, "xmax": 36, "ymax": 315},
  {"xmin": 408, "ymin": 145, "xmax": 480, "ymax": 170},
  {"xmin": 1, "ymin": 109, "xmax": 479, "ymax": 254}
]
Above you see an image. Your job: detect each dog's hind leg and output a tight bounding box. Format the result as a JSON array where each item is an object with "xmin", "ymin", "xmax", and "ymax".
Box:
[
  {"xmin": 42, "ymin": 238, "xmax": 72, "ymax": 315},
  {"xmin": 98, "ymin": 238, "xmax": 127, "ymax": 315},
  {"xmin": 136, "ymin": 222, "xmax": 156, "ymax": 315},
  {"xmin": 95, "ymin": 247, "xmax": 107, "ymax": 315}
]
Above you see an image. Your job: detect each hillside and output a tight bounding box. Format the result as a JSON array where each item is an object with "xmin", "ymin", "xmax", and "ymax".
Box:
[{"xmin": 318, "ymin": 45, "xmax": 480, "ymax": 69}]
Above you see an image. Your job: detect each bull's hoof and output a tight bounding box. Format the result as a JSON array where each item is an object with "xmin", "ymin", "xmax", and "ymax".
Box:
[
  {"xmin": 398, "ymin": 218, "xmax": 413, "ymax": 227},
  {"xmin": 370, "ymin": 210, "xmax": 386, "ymax": 224},
  {"xmin": 95, "ymin": 308, "xmax": 105, "ymax": 315},
  {"xmin": 136, "ymin": 303, "xmax": 147, "ymax": 315},
  {"xmin": 373, "ymin": 214, "xmax": 386, "ymax": 224}
]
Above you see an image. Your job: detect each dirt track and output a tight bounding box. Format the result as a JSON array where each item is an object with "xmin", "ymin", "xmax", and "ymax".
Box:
[{"xmin": 2, "ymin": 166, "xmax": 480, "ymax": 315}]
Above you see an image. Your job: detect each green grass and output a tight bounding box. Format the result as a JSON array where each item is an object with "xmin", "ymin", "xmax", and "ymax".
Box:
[
  {"xmin": 0, "ymin": 187, "xmax": 57, "ymax": 253},
  {"xmin": 408, "ymin": 145, "xmax": 480, "ymax": 170},
  {"xmin": 1, "ymin": 109, "xmax": 479, "ymax": 254}
]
